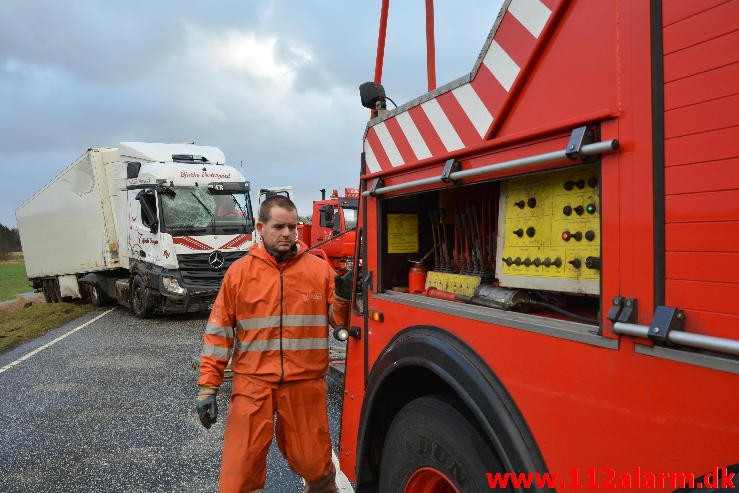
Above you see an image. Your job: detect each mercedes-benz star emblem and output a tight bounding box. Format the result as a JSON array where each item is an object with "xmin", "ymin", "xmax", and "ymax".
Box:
[{"xmin": 208, "ymin": 251, "xmax": 225, "ymax": 270}]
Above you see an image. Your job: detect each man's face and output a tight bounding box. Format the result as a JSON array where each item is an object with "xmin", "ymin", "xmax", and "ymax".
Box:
[{"xmin": 257, "ymin": 206, "xmax": 298, "ymax": 253}]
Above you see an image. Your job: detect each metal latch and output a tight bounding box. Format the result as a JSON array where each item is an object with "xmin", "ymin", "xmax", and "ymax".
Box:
[
  {"xmin": 647, "ymin": 306, "xmax": 685, "ymax": 343},
  {"xmin": 606, "ymin": 296, "xmax": 637, "ymax": 323},
  {"xmin": 368, "ymin": 177, "xmax": 383, "ymax": 196},
  {"xmin": 566, "ymin": 126, "xmax": 596, "ymax": 160},
  {"xmin": 440, "ymin": 159, "xmax": 461, "ymax": 184}
]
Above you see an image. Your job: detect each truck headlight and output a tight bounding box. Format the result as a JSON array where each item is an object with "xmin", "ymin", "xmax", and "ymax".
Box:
[{"xmin": 162, "ymin": 276, "xmax": 186, "ymax": 295}]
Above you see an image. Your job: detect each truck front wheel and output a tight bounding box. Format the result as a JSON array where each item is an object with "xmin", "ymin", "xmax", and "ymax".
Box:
[
  {"xmin": 131, "ymin": 275, "xmax": 154, "ymax": 318},
  {"xmin": 379, "ymin": 394, "xmax": 507, "ymax": 493}
]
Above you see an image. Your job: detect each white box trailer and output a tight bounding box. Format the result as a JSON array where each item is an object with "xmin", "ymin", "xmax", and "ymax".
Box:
[
  {"xmin": 16, "ymin": 143, "xmax": 255, "ymax": 317},
  {"xmin": 17, "ymin": 148, "xmax": 122, "ymax": 299}
]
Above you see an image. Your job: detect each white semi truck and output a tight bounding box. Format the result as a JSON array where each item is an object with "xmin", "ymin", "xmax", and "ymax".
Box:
[{"xmin": 16, "ymin": 142, "xmax": 255, "ymax": 318}]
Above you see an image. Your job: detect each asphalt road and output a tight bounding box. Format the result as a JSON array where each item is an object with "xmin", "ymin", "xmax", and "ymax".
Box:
[{"xmin": 0, "ymin": 306, "xmax": 351, "ymax": 493}]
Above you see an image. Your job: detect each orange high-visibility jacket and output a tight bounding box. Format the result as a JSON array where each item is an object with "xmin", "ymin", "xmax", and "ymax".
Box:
[{"xmin": 198, "ymin": 242, "xmax": 349, "ymax": 388}]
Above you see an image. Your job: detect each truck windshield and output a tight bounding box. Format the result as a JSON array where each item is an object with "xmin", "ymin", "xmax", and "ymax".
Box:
[{"xmin": 159, "ymin": 186, "xmax": 254, "ymax": 235}]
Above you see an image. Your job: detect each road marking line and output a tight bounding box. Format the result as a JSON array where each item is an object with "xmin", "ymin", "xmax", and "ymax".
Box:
[
  {"xmin": 0, "ymin": 308, "xmax": 114, "ymax": 375},
  {"xmin": 333, "ymin": 449, "xmax": 354, "ymax": 492},
  {"xmin": 302, "ymin": 450, "xmax": 354, "ymax": 492}
]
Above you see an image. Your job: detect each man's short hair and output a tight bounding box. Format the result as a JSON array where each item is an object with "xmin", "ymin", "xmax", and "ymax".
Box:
[{"xmin": 259, "ymin": 195, "xmax": 298, "ymax": 223}]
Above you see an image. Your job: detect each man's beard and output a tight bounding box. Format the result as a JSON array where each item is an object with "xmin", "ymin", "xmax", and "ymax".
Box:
[{"xmin": 266, "ymin": 243, "xmax": 297, "ymax": 263}]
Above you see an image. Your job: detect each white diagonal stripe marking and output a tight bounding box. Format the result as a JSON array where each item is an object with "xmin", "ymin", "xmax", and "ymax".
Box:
[
  {"xmin": 483, "ymin": 40, "xmax": 520, "ymax": 92},
  {"xmin": 452, "ymin": 83, "xmax": 494, "ymax": 137},
  {"xmin": 420, "ymin": 98, "xmax": 464, "ymax": 151},
  {"xmin": 395, "ymin": 111, "xmax": 432, "ymax": 160},
  {"xmin": 508, "ymin": 0, "xmax": 552, "ymax": 38},
  {"xmin": 374, "ymin": 122, "xmax": 404, "ymax": 167},
  {"xmin": 334, "ymin": 450, "xmax": 354, "ymax": 492},
  {"xmin": 363, "ymin": 140, "xmax": 381, "ymax": 174}
]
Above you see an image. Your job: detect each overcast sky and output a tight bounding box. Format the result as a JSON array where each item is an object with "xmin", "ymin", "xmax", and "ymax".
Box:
[{"xmin": 1, "ymin": 0, "xmax": 502, "ymax": 228}]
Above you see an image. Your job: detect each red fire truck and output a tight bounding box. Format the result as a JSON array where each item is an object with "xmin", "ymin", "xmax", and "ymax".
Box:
[
  {"xmin": 298, "ymin": 188, "xmax": 359, "ymax": 274},
  {"xmin": 337, "ymin": 1, "xmax": 738, "ymax": 491}
]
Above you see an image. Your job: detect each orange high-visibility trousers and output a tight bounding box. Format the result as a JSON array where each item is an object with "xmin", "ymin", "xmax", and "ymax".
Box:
[{"xmin": 219, "ymin": 375, "xmax": 336, "ymax": 493}]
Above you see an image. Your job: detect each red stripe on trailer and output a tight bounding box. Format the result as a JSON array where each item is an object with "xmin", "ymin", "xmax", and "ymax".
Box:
[
  {"xmin": 365, "ymin": 127, "xmax": 392, "ymax": 171},
  {"xmin": 470, "ymin": 63, "xmax": 510, "ymax": 119},
  {"xmin": 408, "ymin": 105, "xmax": 447, "ymax": 157},
  {"xmin": 384, "ymin": 116, "xmax": 418, "ymax": 163},
  {"xmin": 494, "ymin": 12, "xmax": 538, "ymax": 68},
  {"xmin": 436, "ymin": 91, "xmax": 482, "ymax": 145},
  {"xmin": 539, "ymin": 0, "xmax": 559, "ymax": 11}
]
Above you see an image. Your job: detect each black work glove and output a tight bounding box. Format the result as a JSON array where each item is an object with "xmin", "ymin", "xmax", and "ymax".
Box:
[
  {"xmin": 195, "ymin": 386, "xmax": 218, "ymax": 429},
  {"xmin": 334, "ymin": 271, "xmax": 353, "ymax": 301}
]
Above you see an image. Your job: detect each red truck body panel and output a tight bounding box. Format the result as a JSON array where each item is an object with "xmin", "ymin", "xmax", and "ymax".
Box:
[{"xmin": 340, "ymin": 1, "xmax": 738, "ymax": 491}]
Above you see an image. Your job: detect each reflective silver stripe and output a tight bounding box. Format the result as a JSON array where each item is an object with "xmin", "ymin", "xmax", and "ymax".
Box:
[
  {"xmin": 201, "ymin": 344, "xmax": 231, "ymax": 360},
  {"xmin": 205, "ymin": 323, "xmax": 233, "ymax": 339},
  {"xmin": 283, "ymin": 337, "xmax": 329, "ymax": 350},
  {"xmin": 237, "ymin": 314, "xmax": 328, "ymax": 331},
  {"xmin": 238, "ymin": 337, "xmax": 329, "ymax": 352},
  {"xmin": 237, "ymin": 316, "xmax": 281, "ymax": 331},
  {"xmin": 238, "ymin": 339, "xmax": 281, "ymax": 352},
  {"xmin": 284, "ymin": 314, "xmax": 328, "ymax": 327}
]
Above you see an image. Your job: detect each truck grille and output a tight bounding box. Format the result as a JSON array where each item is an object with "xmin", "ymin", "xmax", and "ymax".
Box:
[{"xmin": 177, "ymin": 251, "xmax": 247, "ymax": 288}]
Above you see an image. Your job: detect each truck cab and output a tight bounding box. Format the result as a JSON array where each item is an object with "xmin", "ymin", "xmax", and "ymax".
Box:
[
  {"xmin": 118, "ymin": 143, "xmax": 254, "ymax": 317},
  {"xmin": 301, "ymin": 188, "xmax": 359, "ymax": 274}
]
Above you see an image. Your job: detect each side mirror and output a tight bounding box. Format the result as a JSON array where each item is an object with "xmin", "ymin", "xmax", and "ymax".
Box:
[{"xmin": 127, "ymin": 161, "xmax": 142, "ymax": 179}]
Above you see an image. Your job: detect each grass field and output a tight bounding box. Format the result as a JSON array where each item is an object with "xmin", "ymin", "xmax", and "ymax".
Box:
[
  {"xmin": 0, "ymin": 263, "xmax": 32, "ymax": 302},
  {"xmin": 0, "ymin": 300, "xmax": 93, "ymax": 353},
  {"xmin": 0, "ymin": 251, "xmax": 95, "ymax": 354}
]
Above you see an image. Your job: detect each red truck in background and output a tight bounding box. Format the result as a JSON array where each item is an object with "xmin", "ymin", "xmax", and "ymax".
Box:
[
  {"xmin": 298, "ymin": 188, "xmax": 359, "ymax": 274},
  {"xmin": 335, "ymin": 1, "xmax": 739, "ymax": 492}
]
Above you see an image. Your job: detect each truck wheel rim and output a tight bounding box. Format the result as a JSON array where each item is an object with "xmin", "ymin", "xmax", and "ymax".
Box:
[{"xmin": 404, "ymin": 467, "xmax": 460, "ymax": 493}]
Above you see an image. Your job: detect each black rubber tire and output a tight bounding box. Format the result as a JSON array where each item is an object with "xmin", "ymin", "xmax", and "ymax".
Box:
[
  {"xmin": 52, "ymin": 278, "xmax": 62, "ymax": 303},
  {"xmin": 131, "ymin": 275, "xmax": 154, "ymax": 318},
  {"xmin": 89, "ymin": 283, "xmax": 106, "ymax": 307},
  {"xmin": 42, "ymin": 280, "xmax": 53, "ymax": 303},
  {"xmin": 45, "ymin": 279, "xmax": 60, "ymax": 303},
  {"xmin": 379, "ymin": 394, "xmax": 508, "ymax": 492}
]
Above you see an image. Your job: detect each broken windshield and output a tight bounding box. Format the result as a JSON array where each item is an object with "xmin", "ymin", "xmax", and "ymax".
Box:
[{"xmin": 160, "ymin": 186, "xmax": 254, "ymax": 235}]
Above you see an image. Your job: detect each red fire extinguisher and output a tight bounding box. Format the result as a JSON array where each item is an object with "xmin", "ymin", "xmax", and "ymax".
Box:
[{"xmin": 409, "ymin": 261, "xmax": 427, "ymax": 293}]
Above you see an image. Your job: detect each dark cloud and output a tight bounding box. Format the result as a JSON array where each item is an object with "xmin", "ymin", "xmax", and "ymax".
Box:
[{"xmin": 1, "ymin": 0, "xmax": 500, "ymax": 227}]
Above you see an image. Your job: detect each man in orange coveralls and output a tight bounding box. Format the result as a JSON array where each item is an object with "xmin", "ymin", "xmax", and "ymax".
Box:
[{"xmin": 196, "ymin": 194, "xmax": 350, "ymax": 493}]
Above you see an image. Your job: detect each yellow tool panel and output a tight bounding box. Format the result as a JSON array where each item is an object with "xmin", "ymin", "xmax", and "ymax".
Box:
[
  {"xmin": 425, "ymin": 271, "xmax": 481, "ymax": 297},
  {"xmin": 496, "ymin": 165, "xmax": 600, "ymax": 294}
]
